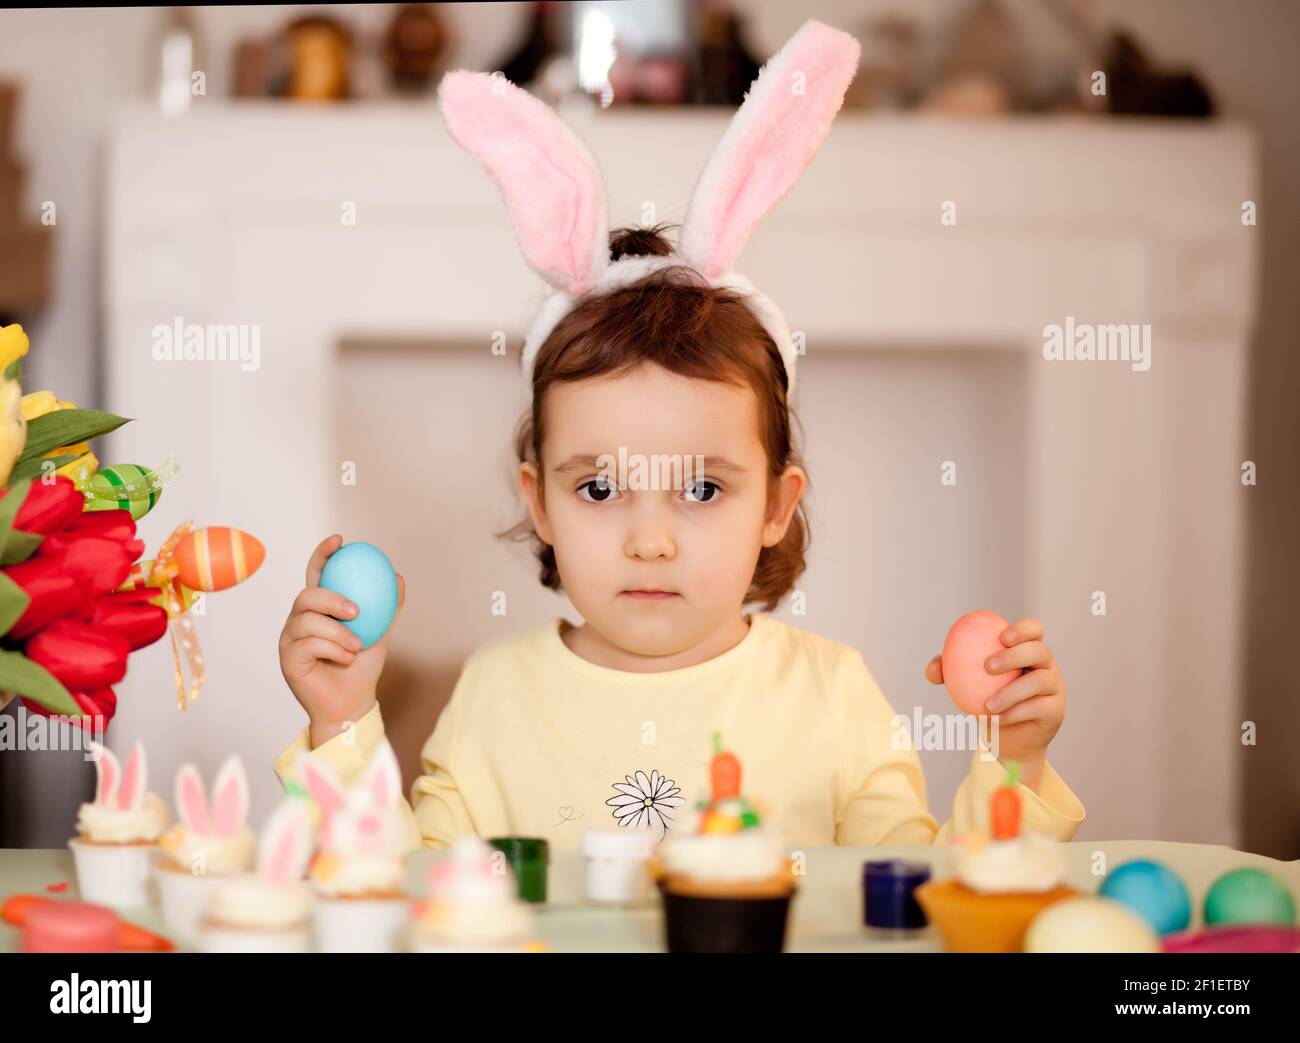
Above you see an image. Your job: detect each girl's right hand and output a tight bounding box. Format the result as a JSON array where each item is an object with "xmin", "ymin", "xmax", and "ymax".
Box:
[{"xmin": 278, "ymin": 534, "xmax": 405, "ymax": 748}]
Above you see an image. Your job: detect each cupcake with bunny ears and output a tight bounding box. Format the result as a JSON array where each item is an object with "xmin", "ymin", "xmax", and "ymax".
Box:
[
  {"xmin": 154, "ymin": 755, "xmax": 256, "ymax": 944},
  {"xmin": 199, "ymin": 797, "xmax": 315, "ymax": 953},
  {"xmin": 298, "ymin": 741, "xmax": 412, "ymax": 952},
  {"xmin": 69, "ymin": 741, "xmax": 170, "ymax": 908}
]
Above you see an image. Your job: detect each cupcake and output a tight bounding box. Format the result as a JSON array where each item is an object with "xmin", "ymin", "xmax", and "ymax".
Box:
[
  {"xmin": 649, "ymin": 733, "xmax": 797, "ymax": 953},
  {"xmin": 406, "ymin": 838, "xmax": 543, "ymax": 953},
  {"xmin": 154, "ymin": 755, "xmax": 256, "ymax": 945},
  {"xmin": 298, "ymin": 741, "xmax": 411, "ymax": 953},
  {"xmin": 915, "ymin": 761, "xmax": 1077, "ymax": 953},
  {"xmin": 69, "ymin": 741, "xmax": 170, "ymax": 908},
  {"xmin": 199, "ymin": 798, "xmax": 315, "ymax": 953}
]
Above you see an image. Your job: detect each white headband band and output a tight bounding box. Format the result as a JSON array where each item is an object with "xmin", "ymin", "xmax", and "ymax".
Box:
[{"xmin": 437, "ymin": 19, "xmax": 861, "ymax": 400}]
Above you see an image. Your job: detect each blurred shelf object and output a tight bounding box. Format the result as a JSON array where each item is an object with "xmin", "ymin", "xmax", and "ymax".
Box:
[
  {"xmin": 382, "ymin": 3, "xmax": 448, "ymax": 94},
  {"xmin": 151, "ymin": 6, "xmax": 205, "ymax": 117},
  {"xmin": 0, "ymin": 81, "xmax": 53, "ymax": 317}
]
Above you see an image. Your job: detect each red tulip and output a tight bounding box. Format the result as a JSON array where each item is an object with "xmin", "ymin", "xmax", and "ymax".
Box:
[
  {"xmin": 3, "ymin": 556, "xmax": 82, "ymax": 640},
  {"xmin": 84, "ymin": 591, "xmax": 168, "ymax": 650},
  {"xmin": 57, "ymin": 508, "xmax": 138, "ymax": 544},
  {"xmin": 6, "ymin": 476, "xmax": 83, "ymax": 535},
  {"xmin": 41, "ymin": 536, "xmax": 141, "ymax": 600},
  {"xmin": 25, "ymin": 620, "xmax": 129, "ymax": 690},
  {"xmin": 22, "ymin": 686, "xmax": 117, "ymax": 732}
]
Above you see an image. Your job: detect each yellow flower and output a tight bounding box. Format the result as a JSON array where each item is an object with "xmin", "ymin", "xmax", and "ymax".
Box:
[
  {"xmin": 58, "ymin": 450, "xmax": 98, "ymax": 484},
  {"xmin": 0, "ymin": 324, "xmax": 29, "ymax": 373},
  {"xmin": 0, "ymin": 378, "xmax": 27, "ymax": 486},
  {"xmin": 20, "ymin": 389, "xmax": 77, "ymax": 422},
  {"xmin": 20, "ymin": 390, "xmax": 90, "ymax": 461}
]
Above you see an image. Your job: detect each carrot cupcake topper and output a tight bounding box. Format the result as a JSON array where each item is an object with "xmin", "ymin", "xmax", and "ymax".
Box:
[
  {"xmin": 697, "ymin": 732, "xmax": 764, "ymax": 832},
  {"xmin": 991, "ymin": 760, "xmax": 1023, "ymax": 840}
]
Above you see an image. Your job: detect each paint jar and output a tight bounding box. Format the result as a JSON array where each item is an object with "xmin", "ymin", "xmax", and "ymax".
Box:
[
  {"xmin": 863, "ymin": 859, "xmax": 931, "ymax": 937},
  {"xmin": 581, "ymin": 829, "xmax": 659, "ymax": 905}
]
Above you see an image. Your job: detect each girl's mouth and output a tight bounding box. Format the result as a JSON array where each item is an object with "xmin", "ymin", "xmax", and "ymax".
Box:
[{"xmin": 621, "ymin": 589, "xmax": 679, "ymax": 601}]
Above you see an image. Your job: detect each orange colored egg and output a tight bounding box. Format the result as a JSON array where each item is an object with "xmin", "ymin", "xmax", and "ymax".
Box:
[
  {"xmin": 173, "ymin": 527, "xmax": 265, "ymax": 592},
  {"xmin": 941, "ymin": 609, "xmax": 1023, "ymax": 715}
]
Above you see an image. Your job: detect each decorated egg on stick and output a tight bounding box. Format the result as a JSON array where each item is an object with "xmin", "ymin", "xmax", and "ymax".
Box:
[
  {"xmin": 941, "ymin": 610, "xmax": 1023, "ymax": 715},
  {"xmin": 173, "ymin": 527, "xmax": 266, "ymax": 592}
]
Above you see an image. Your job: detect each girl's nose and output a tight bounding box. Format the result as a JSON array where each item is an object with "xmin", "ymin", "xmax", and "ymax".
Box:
[{"xmin": 624, "ymin": 496, "xmax": 676, "ymax": 561}]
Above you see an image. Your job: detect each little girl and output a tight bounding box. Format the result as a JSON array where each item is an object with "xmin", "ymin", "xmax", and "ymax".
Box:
[{"xmin": 274, "ymin": 21, "xmax": 1084, "ymax": 852}]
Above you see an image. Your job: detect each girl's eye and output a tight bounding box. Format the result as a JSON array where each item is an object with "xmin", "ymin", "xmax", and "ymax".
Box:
[
  {"xmin": 577, "ymin": 478, "xmax": 620, "ymax": 503},
  {"xmin": 683, "ymin": 480, "xmax": 722, "ymax": 504}
]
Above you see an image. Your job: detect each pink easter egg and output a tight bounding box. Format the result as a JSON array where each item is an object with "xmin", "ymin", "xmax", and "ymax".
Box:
[{"xmin": 941, "ymin": 610, "xmax": 1023, "ymax": 715}]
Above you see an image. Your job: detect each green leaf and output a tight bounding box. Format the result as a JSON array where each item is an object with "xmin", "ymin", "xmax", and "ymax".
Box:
[
  {"xmin": 0, "ymin": 529, "xmax": 42, "ymax": 565},
  {"xmin": 0, "ymin": 649, "xmax": 79, "ymax": 716},
  {"xmin": 0, "ymin": 568, "xmax": 30, "ymax": 635},
  {"xmin": 0, "ymin": 477, "xmax": 29, "ymax": 563},
  {"xmin": 16, "ymin": 409, "xmax": 131, "ymax": 464},
  {"xmin": 4, "ymin": 358, "xmax": 20, "ymax": 383},
  {"xmin": 7, "ymin": 453, "xmax": 77, "ymax": 483}
]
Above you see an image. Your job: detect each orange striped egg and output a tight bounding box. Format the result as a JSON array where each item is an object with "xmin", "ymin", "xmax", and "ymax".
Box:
[{"xmin": 173, "ymin": 527, "xmax": 265, "ymax": 592}]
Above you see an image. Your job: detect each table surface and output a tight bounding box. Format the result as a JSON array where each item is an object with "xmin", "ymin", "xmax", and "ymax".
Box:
[{"xmin": 3, "ymin": 841, "xmax": 1297, "ymax": 953}]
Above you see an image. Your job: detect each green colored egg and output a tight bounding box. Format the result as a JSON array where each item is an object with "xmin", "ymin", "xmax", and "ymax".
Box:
[
  {"xmin": 84, "ymin": 464, "xmax": 161, "ymax": 521},
  {"xmin": 1203, "ymin": 868, "xmax": 1296, "ymax": 926}
]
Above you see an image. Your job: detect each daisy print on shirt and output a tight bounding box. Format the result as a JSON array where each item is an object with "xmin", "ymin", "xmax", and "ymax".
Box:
[{"xmin": 606, "ymin": 770, "xmax": 685, "ymax": 837}]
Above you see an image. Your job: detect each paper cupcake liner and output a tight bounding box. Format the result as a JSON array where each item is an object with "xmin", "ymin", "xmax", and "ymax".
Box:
[
  {"xmin": 313, "ymin": 894, "xmax": 410, "ymax": 953},
  {"xmin": 199, "ymin": 921, "xmax": 311, "ymax": 953},
  {"xmin": 69, "ymin": 838, "xmax": 160, "ymax": 909},
  {"xmin": 914, "ymin": 880, "xmax": 1078, "ymax": 953},
  {"xmin": 154, "ymin": 864, "xmax": 233, "ymax": 946},
  {"xmin": 657, "ymin": 881, "xmax": 795, "ymax": 953}
]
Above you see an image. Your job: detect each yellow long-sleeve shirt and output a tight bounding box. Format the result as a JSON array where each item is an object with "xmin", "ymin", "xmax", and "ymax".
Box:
[{"xmin": 273, "ymin": 613, "xmax": 1085, "ymax": 851}]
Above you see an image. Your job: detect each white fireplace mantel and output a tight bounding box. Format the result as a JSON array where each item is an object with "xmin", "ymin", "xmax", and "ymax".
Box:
[{"xmin": 105, "ymin": 102, "xmax": 1256, "ymax": 844}]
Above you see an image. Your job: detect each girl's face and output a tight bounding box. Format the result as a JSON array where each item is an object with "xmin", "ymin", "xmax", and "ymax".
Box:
[{"xmin": 520, "ymin": 363, "xmax": 805, "ymax": 660}]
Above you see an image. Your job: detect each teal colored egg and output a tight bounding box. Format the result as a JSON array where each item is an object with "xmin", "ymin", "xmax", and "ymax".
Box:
[
  {"xmin": 1099, "ymin": 860, "xmax": 1191, "ymax": 935},
  {"xmin": 1204, "ymin": 868, "xmax": 1297, "ymax": 927},
  {"xmin": 319, "ymin": 542, "xmax": 398, "ymax": 650}
]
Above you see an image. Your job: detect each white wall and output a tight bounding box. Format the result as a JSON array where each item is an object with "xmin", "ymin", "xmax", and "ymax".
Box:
[{"xmin": 1, "ymin": 2, "xmax": 1295, "ymax": 854}]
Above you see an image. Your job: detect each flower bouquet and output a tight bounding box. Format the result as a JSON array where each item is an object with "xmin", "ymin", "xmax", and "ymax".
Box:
[{"xmin": 0, "ymin": 324, "xmax": 264, "ymax": 733}]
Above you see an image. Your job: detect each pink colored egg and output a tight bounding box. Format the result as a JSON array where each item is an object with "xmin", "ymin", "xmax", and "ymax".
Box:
[
  {"xmin": 174, "ymin": 527, "xmax": 265, "ymax": 592},
  {"xmin": 941, "ymin": 610, "xmax": 1023, "ymax": 715}
]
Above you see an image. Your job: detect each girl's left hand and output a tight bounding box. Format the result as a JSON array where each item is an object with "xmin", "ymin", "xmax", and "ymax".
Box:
[{"xmin": 924, "ymin": 617, "xmax": 1066, "ymax": 779}]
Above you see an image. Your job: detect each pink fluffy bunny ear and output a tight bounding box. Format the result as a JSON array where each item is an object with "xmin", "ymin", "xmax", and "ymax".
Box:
[
  {"xmin": 90, "ymin": 741, "xmax": 120, "ymax": 806},
  {"xmin": 438, "ymin": 69, "xmax": 609, "ymax": 296},
  {"xmin": 116, "ymin": 742, "xmax": 146, "ymax": 813},
  {"xmin": 363, "ymin": 742, "xmax": 401, "ymax": 809},
  {"xmin": 679, "ymin": 20, "xmax": 861, "ymax": 281},
  {"xmin": 210, "ymin": 755, "xmax": 249, "ymax": 836},
  {"xmin": 297, "ymin": 753, "xmax": 344, "ymax": 827},
  {"xmin": 257, "ymin": 799, "xmax": 313, "ymax": 884},
  {"xmin": 174, "ymin": 763, "xmax": 209, "ymax": 834}
]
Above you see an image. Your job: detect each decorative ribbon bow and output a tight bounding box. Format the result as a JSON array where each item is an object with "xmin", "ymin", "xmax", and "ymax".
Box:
[{"xmin": 119, "ymin": 520, "xmax": 205, "ymax": 710}]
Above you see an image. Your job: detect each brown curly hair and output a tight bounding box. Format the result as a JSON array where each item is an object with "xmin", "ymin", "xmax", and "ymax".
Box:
[{"xmin": 498, "ymin": 223, "xmax": 810, "ymax": 612}]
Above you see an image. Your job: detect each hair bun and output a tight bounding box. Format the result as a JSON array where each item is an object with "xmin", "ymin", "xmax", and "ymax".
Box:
[{"xmin": 609, "ymin": 224, "xmax": 676, "ymax": 261}]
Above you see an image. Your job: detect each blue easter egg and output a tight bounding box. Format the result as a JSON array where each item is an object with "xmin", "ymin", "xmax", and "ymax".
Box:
[
  {"xmin": 1099, "ymin": 859, "xmax": 1192, "ymax": 936},
  {"xmin": 319, "ymin": 542, "xmax": 399, "ymax": 650}
]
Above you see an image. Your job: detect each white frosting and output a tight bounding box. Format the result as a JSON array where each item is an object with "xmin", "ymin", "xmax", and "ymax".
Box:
[
  {"xmin": 312, "ymin": 853, "xmax": 405, "ymax": 898},
  {"xmin": 206, "ymin": 873, "xmax": 312, "ymax": 929},
  {"xmin": 951, "ymin": 832, "xmax": 1067, "ymax": 894},
  {"xmin": 159, "ymin": 824, "xmax": 256, "ymax": 876},
  {"xmin": 413, "ymin": 839, "xmax": 533, "ymax": 946},
  {"xmin": 658, "ymin": 824, "xmax": 787, "ymax": 883},
  {"xmin": 75, "ymin": 793, "xmax": 169, "ymax": 843}
]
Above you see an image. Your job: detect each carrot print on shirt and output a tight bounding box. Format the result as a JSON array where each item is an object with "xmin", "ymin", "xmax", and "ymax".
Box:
[{"xmin": 606, "ymin": 770, "xmax": 685, "ymax": 837}]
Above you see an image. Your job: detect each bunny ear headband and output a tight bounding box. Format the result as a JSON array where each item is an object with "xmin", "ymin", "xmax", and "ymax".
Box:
[{"xmin": 437, "ymin": 19, "xmax": 861, "ymax": 398}]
